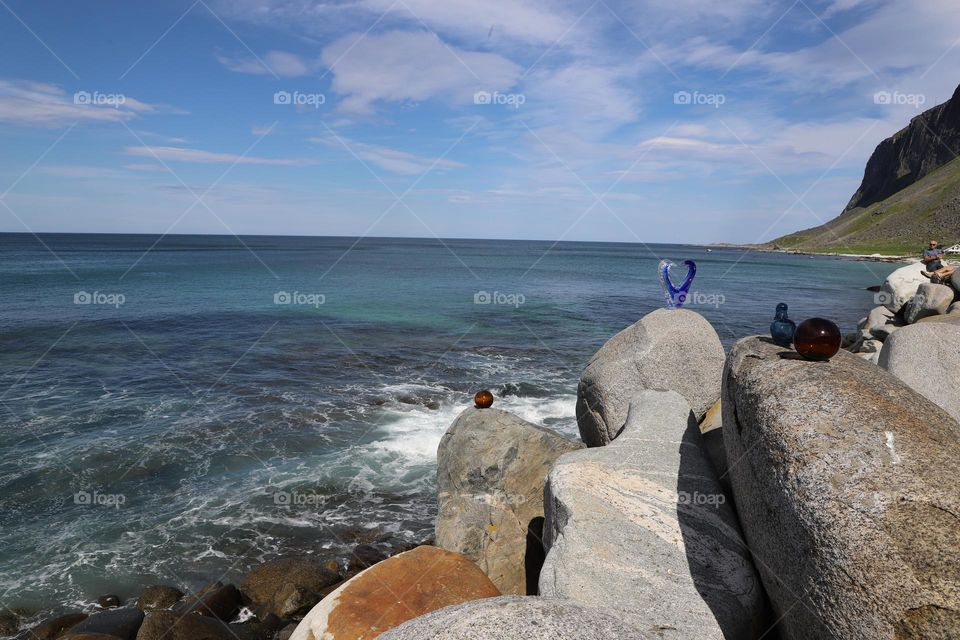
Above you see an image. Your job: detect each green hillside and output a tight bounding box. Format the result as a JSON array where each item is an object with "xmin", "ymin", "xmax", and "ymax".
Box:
[{"xmin": 772, "ymin": 155, "xmax": 960, "ymax": 256}]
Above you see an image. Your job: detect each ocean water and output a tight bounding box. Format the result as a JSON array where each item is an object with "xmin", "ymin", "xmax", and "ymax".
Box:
[{"xmin": 0, "ymin": 233, "xmax": 898, "ymax": 618}]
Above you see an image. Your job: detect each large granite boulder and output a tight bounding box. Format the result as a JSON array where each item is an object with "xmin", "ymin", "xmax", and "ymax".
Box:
[
  {"xmin": 879, "ymin": 323, "xmax": 960, "ymax": 423},
  {"xmin": 576, "ymin": 308, "xmax": 725, "ymax": 446},
  {"xmin": 436, "ymin": 407, "xmax": 582, "ymax": 595},
  {"xmin": 240, "ymin": 557, "xmax": 341, "ymax": 619},
  {"xmin": 540, "ymin": 390, "xmax": 766, "ymax": 638},
  {"xmin": 879, "ymin": 262, "xmax": 927, "ymax": 312},
  {"xmin": 723, "ymin": 337, "xmax": 960, "ymax": 639},
  {"xmin": 378, "ymin": 596, "xmax": 646, "ymax": 639},
  {"xmin": 289, "ymin": 546, "xmax": 499, "ymax": 640},
  {"xmin": 903, "ymin": 282, "xmax": 955, "ymax": 323}
]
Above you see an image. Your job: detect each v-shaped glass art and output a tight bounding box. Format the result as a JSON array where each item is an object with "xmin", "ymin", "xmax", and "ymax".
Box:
[{"xmin": 658, "ymin": 259, "xmax": 697, "ymax": 308}]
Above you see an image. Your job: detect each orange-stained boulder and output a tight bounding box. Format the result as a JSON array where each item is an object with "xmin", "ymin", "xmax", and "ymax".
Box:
[{"xmin": 289, "ymin": 546, "xmax": 499, "ymax": 640}]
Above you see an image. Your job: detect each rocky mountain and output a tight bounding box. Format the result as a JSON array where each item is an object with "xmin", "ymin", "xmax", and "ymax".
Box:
[{"xmin": 773, "ymin": 82, "xmax": 960, "ymax": 255}]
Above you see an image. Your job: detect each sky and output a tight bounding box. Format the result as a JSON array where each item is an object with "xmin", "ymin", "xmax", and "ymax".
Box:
[{"xmin": 0, "ymin": 0, "xmax": 958, "ymax": 243}]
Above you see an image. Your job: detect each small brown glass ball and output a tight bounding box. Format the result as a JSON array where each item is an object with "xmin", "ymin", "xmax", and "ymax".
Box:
[
  {"xmin": 794, "ymin": 317, "xmax": 842, "ymax": 361},
  {"xmin": 474, "ymin": 390, "xmax": 494, "ymax": 409}
]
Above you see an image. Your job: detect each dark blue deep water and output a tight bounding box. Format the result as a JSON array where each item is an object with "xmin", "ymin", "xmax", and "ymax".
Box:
[{"xmin": 0, "ymin": 233, "xmax": 897, "ymax": 618}]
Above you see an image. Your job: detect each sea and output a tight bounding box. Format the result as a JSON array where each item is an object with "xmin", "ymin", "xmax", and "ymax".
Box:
[{"xmin": 0, "ymin": 233, "xmax": 899, "ymax": 618}]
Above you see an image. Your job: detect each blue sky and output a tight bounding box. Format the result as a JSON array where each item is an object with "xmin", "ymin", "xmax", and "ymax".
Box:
[{"xmin": 1, "ymin": 0, "xmax": 958, "ymax": 243}]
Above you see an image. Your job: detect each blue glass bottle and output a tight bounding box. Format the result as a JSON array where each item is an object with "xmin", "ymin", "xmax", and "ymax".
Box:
[{"xmin": 770, "ymin": 303, "xmax": 797, "ymax": 347}]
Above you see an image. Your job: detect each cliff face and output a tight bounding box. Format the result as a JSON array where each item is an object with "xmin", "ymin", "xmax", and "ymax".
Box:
[
  {"xmin": 771, "ymin": 82, "xmax": 960, "ymax": 254},
  {"xmin": 845, "ymin": 83, "xmax": 960, "ymax": 211}
]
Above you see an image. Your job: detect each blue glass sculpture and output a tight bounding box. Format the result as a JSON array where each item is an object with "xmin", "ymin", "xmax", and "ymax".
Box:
[
  {"xmin": 770, "ymin": 302, "xmax": 797, "ymax": 347},
  {"xmin": 658, "ymin": 259, "xmax": 697, "ymax": 308}
]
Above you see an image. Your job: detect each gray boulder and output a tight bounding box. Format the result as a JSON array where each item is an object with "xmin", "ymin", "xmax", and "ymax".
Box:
[
  {"xmin": 879, "ymin": 323, "xmax": 960, "ymax": 423},
  {"xmin": 865, "ymin": 305, "xmax": 903, "ymax": 340},
  {"xmin": 377, "ymin": 596, "xmax": 646, "ymax": 640},
  {"xmin": 576, "ymin": 308, "xmax": 725, "ymax": 447},
  {"xmin": 540, "ymin": 390, "xmax": 766, "ymax": 638},
  {"xmin": 723, "ymin": 336, "xmax": 960, "ymax": 639},
  {"xmin": 903, "ymin": 282, "xmax": 954, "ymax": 323},
  {"xmin": 879, "ymin": 262, "xmax": 927, "ymax": 312},
  {"xmin": 436, "ymin": 408, "xmax": 583, "ymax": 595}
]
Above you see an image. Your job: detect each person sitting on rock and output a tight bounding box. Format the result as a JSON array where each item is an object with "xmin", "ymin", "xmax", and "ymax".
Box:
[{"xmin": 920, "ymin": 240, "xmax": 956, "ymax": 283}]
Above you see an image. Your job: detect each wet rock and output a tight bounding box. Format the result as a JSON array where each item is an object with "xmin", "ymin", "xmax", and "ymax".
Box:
[
  {"xmin": 723, "ymin": 336, "xmax": 960, "ymax": 639},
  {"xmin": 274, "ymin": 623, "xmax": 297, "ymax": 640},
  {"xmin": 174, "ymin": 583, "xmax": 240, "ymax": 621},
  {"xmin": 20, "ymin": 613, "xmax": 88, "ymax": 639},
  {"xmin": 378, "ymin": 596, "xmax": 646, "ymax": 639},
  {"xmin": 67, "ymin": 608, "xmax": 143, "ymax": 640},
  {"xmin": 61, "ymin": 635, "xmax": 124, "ymax": 640},
  {"xmin": 240, "ymin": 557, "xmax": 341, "ymax": 620},
  {"xmin": 576, "ymin": 308, "xmax": 725, "ymax": 446},
  {"xmin": 0, "ymin": 611, "xmax": 19, "ymax": 636},
  {"xmin": 136, "ymin": 586, "xmax": 183, "ymax": 611},
  {"xmin": 134, "ymin": 611, "xmax": 232, "ymax": 640},
  {"xmin": 289, "ymin": 546, "xmax": 499, "ymax": 640},
  {"xmin": 344, "ymin": 544, "xmax": 388, "ymax": 574},
  {"xmin": 95, "ymin": 596, "xmax": 121, "ymax": 610},
  {"xmin": 436, "ymin": 407, "xmax": 583, "ymax": 595},
  {"xmin": 540, "ymin": 390, "xmax": 767, "ymax": 638}
]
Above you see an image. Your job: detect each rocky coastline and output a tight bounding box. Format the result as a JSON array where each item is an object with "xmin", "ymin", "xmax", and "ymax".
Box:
[{"xmin": 5, "ymin": 271, "xmax": 960, "ymax": 640}]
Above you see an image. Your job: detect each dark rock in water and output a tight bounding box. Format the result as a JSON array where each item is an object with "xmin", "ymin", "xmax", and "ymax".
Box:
[
  {"xmin": 67, "ymin": 608, "xmax": 144, "ymax": 640},
  {"xmin": 226, "ymin": 618, "xmax": 283, "ymax": 640},
  {"xmin": 134, "ymin": 611, "xmax": 233, "ymax": 640},
  {"xmin": 866, "ymin": 284, "xmax": 882, "ymax": 292},
  {"xmin": 136, "ymin": 585, "xmax": 183, "ymax": 611},
  {"xmin": 347, "ymin": 544, "xmax": 388, "ymax": 573},
  {"xmin": 239, "ymin": 557, "xmax": 341, "ymax": 619},
  {"xmin": 0, "ymin": 611, "xmax": 19, "ymax": 636},
  {"xmin": 19, "ymin": 612, "xmax": 87, "ymax": 639},
  {"xmin": 96, "ymin": 595, "xmax": 122, "ymax": 609},
  {"xmin": 174, "ymin": 583, "xmax": 240, "ymax": 621},
  {"xmin": 274, "ymin": 623, "xmax": 297, "ymax": 640}
]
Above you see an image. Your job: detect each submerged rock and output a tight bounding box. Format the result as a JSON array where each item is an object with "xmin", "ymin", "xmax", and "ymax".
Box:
[
  {"xmin": 903, "ymin": 282, "xmax": 954, "ymax": 323},
  {"xmin": 436, "ymin": 407, "xmax": 582, "ymax": 595},
  {"xmin": 576, "ymin": 308, "xmax": 725, "ymax": 446},
  {"xmin": 240, "ymin": 557, "xmax": 341, "ymax": 619},
  {"xmin": 18, "ymin": 613, "xmax": 88, "ymax": 640},
  {"xmin": 879, "ymin": 323, "xmax": 960, "ymax": 423},
  {"xmin": 879, "ymin": 262, "xmax": 927, "ymax": 312},
  {"xmin": 289, "ymin": 546, "xmax": 499, "ymax": 640},
  {"xmin": 378, "ymin": 596, "xmax": 646, "ymax": 639},
  {"xmin": 540, "ymin": 390, "xmax": 766, "ymax": 638},
  {"xmin": 723, "ymin": 336, "xmax": 960, "ymax": 639}
]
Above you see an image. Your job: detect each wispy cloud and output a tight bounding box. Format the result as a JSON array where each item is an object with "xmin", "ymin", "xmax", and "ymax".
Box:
[
  {"xmin": 123, "ymin": 145, "xmax": 315, "ymax": 166},
  {"xmin": 310, "ymin": 134, "xmax": 464, "ymax": 174},
  {"xmin": 216, "ymin": 49, "xmax": 315, "ymax": 77}
]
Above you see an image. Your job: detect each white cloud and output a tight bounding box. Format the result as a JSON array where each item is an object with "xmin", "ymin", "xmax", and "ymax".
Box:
[
  {"xmin": 123, "ymin": 145, "xmax": 314, "ymax": 166},
  {"xmin": 310, "ymin": 134, "xmax": 464, "ymax": 175},
  {"xmin": 0, "ymin": 80, "xmax": 135, "ymax": 127},
  {"xmin": 320, "ymin": 30, "xmax": 522, "ymax": 113},
  {"xmin": 216, "ymin": 50, "xmax": 314, "ymax": 77}
]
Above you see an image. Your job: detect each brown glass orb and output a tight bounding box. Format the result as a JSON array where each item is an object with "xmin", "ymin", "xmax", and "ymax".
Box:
[
  {"xmin": 474, "ymin": 389, "xmax": 494, "ymax": 409},
  {"xmin": 793, "ymin": 317, "xmax": 842, "ymax": 361}
]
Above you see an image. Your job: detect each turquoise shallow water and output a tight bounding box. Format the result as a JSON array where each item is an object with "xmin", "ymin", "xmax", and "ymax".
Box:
[{"xmin": 0, "ymin": 233, "xmax": 897, "ymax": 618}]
